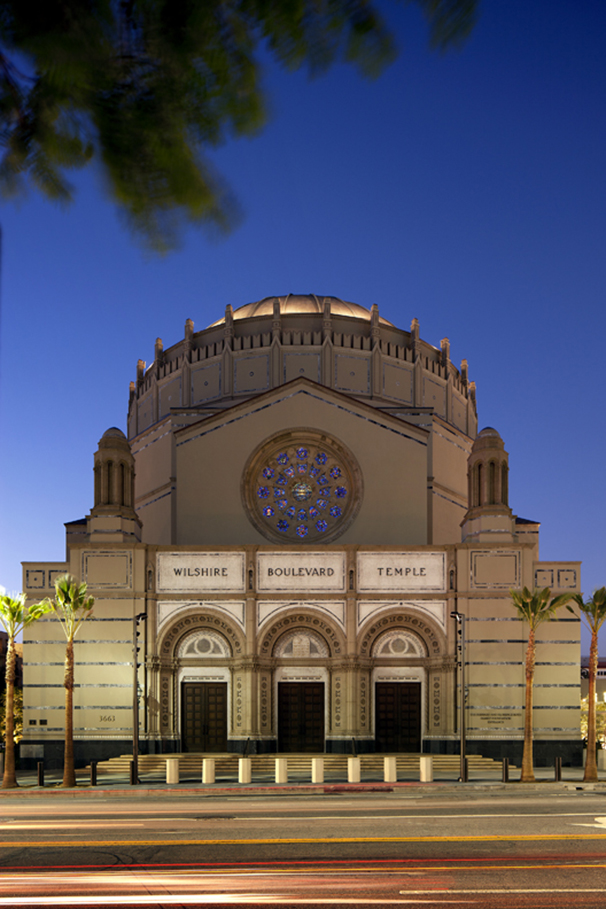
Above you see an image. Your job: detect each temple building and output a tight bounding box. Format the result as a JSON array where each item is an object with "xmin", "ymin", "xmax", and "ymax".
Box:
[{"xmin": 21, "ymin": 295, "xmax": 581, "ymax": 767}]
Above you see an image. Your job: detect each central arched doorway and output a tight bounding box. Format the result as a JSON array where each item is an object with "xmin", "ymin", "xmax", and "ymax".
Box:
[{"xmin": 274, "ymin": 630, "xmax": 329, "ymax": 752}]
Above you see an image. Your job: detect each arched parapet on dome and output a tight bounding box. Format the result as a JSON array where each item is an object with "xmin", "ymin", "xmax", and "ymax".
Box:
[
  {"xmin": 158, "ymin": 608, "xmax": 245, "ymax": 663},
  {"xmin": 358, "ymin": 610, "xmax": 444, "ymax": 660},
  {"xmin": 127, "ymin": 297, "xmax": 477, "ymax": 441},
  {"xmin": 258, "ymin": 611, "xmax": 345, "ymax": 659}
]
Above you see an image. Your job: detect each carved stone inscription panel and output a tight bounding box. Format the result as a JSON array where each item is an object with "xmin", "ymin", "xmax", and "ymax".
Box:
[{"xmin": 357, "ymin": 552, "xmax": 446, "ymax": 593}]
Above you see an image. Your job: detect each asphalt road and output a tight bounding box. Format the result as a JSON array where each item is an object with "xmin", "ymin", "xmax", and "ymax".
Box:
[{"xmin": 1, "ymin": 789, "xmax": 606, "ymax": 907}]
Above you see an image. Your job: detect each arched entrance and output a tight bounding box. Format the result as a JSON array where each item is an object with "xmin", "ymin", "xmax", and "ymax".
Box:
[
  {"xmin": 274, "ymin": 630, "xmax": 329, "ymax": 752},
  {"xmin": 371, "ymin": 630, "xmax": 426, "ymax": 753},
  {"xmin": 178, "ymin": 630, "xmax": 231, "ymax": 753}
]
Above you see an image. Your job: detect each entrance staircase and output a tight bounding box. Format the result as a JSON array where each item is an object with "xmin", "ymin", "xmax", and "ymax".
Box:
[{"xmin": 83, "ymin": 752, "xmax": 512, "ymax": 781}]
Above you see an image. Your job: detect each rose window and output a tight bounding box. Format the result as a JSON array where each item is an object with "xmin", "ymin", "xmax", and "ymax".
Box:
[{"xmin": 244, "ymin": 433, "xmax": 361, "ymax": 543}]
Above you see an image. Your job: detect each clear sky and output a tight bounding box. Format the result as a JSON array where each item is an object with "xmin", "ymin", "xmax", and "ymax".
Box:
[{"xmin": 0, "ymin": 0, "xmax": 604, "ymax": 651}]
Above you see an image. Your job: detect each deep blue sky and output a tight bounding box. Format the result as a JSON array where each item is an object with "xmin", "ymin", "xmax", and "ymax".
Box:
[{"xmin": 0, "ymin": 0, "xmax": 604, "ymax": 650}]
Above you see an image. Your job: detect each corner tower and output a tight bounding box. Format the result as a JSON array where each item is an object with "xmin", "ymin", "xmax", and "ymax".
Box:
[
  {"xmin": 460, "ymin": 426, "xmax": 514, "ymax": 543},
  {"xmin": 88, "ymin": 427, "xmax": 142, "ymax": 542}
]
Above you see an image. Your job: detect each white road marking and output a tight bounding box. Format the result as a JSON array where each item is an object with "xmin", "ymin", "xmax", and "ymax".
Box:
[
  {"xmin": 5, "ymin": 811, "xmax": 605, "ymax": 825},
  {"xmin": 571, "ymin": 816, "xmax": 606, "ymax": 829}
]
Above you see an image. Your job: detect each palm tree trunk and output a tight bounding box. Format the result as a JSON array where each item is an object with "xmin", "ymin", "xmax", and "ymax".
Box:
[
  {"xmin": 62, "ymin": 639, "xmax": 76, "ymax": 787},
  {"xmin": 584, "ymin": 628, "xmax": 599, "ymax": 782},
  {"xmin": 521, "ymin": 628, "xmax": 536, "ymax": 782},
  {"xmin": 2, "ymin": 638, "xmax": 18, "ymax": 789}
]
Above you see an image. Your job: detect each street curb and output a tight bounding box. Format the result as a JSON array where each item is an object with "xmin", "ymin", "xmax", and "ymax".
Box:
[{"xmin": 2, "ymin": 780, "xmax": 606, "ymax": 798}]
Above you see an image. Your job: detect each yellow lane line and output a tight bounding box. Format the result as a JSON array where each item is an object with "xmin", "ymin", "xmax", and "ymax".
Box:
[{"xmin": 2, "ymin": 833, "xmax": 606, "ymax": 848}]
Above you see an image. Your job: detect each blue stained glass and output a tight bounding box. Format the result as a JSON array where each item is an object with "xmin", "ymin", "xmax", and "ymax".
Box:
[
  {"xmin": 263, "ymin": 467, "xmax": 275, "ymax": 479},
  {"xmin": 335, "ymin": 486, "xmax": 347, "ymax": 498},
  {"xmin": 309, "ymin": 506, "xmax": 319, "ymax": 518},
  {"xmin": 317, "ymin": 474, "xmax": 328, "ymax": 485},
  {"xmin": 296, "ymin": 525, "xmax": 308, "ymax": 538},
  {"xmin": 329, "ymin": 506, "xmax": 342, "ymax": 518},
  {"xmin": 283, "ymin": 466, "xmax": 295, "ymax": 478},
  {"xmin": 276, "ymin": 475, "xmax": 288, "ymax": 486},
  {"xmin": 292, "ymin": 482, "xmax": 313, "ymax": 501},
  {"xmin": 277, "ymin": 520, "xmax": 289, "ymax": 532},
  {"xmin": 316, "ymin": 519, "xmax": 328, "ymax": 533},
  {"xmin": 316, "ymin": 499, "xmax": 327, "ymax": 509},
  {"xmin": 263, "ymin": 505, "xmax": 275, "ymax": 517},
  {"xmin": 286, "ymin": 506, "xmax": 296, "ymax": 518},
  {"xmin": 276, "ymin": 453, "xmax": 289, "ymax": 465},
  {"xmin": 330, "ymin": 466, "xmax": 341, "ymax": 479},
  {"xmin": 277, "ymin": 498, "xmax": 288, "ymax": 509},
  {"xmin": 319, "ymin": 487, "xmax": 331, "ymax": 497},
  {"xmin": 257, "ymin": 486, "xmax": 270, "ymax": 498},
  {"xmin": 296, "ymin": 448, "xmax": 308, "ymax": 459},
  {"xmin": 296, "ymin": 462, "xmax": 308, "ymax": 474},
  {"xmin": 315, "ymin": 452, "xmax": 327, "ymax": 465},
  {"xmin": 308, "ymin": 466, "xmax": 319, "ymax": 478},
  {"xmin": 297, "ymin": 509, "xmax": 307, "ymax": 520}
]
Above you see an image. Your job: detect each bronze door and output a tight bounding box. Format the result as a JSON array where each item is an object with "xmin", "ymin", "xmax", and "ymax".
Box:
[
  {"xmin": 182, "ymin": 682, "xmax": 228, "ymax": 753},
  {"xmin": 375, "ymin": 682, "xmax": 421, "ymax": 752},
  {"xmin": 278, "ymin": 682, "xmax": 324, "ymax": 752}
]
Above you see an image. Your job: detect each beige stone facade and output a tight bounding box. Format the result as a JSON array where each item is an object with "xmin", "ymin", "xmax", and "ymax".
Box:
[{"xmin": 21, "ymin": 295, "xmax": 582, "ymax": 767}]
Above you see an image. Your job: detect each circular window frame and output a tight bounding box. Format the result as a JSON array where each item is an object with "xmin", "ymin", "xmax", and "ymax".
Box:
[{"xmin": 242, "ymin": 429, "xmax": 363, "ymax": 544}]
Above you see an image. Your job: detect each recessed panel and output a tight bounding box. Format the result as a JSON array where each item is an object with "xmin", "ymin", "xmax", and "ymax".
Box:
[
  {"xmin": 383, "ymin": 363, "xmax": 413, "ymax": 403},
  {"xmin": 284, "ymin": 353, "xmax": 321, "ymax": 383},
  {"xmin": 234, "ymin": 355, "xmax": 270, "ymax": 394},
  {"xmin": 191, "ymin": 362, "xmax": 221, "ymax": 403}
]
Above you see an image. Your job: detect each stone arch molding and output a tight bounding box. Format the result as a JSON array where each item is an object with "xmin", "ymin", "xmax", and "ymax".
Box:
[
  {"xmin": 359, "ymin": 611, "xmax": 443, "ymax": 658},
  {"xmin": 372, "ymin": 629, "xmax": 427, "ymax": 658},
  {"xmin": 259, "ymin": 612, "xmax": 344, "ymax": 658},
  {"xmin": 160, "ymin": 609, "xmax": 244, "ymax": 660},
  {"xmin": 274, "ymin": 629, "xmax": 330, "ymax": 659},
  {"xmin": 178, "ymin": 629, "xmax": 231, "ymax": 659}
]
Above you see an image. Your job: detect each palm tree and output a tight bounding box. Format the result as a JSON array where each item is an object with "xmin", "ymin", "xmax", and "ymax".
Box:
[
  {"xmin": 45, "ymin": 576, "xmax": 94, "ymax": 788},
  {"xmin": 568, "ymin": 587, "xmax": 606, "ymax": 782},
  {"xmin": 0, "ymin": 592, "xmax": 51, "ymax": 788},
  {"xmin": 511, "ymin": 587, "xmax": 573, "ymax": 782}
]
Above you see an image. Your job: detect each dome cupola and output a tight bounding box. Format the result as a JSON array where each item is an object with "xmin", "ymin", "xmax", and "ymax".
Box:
[{"xmin": 461, "ymin": 426, "xmax": 514, "ymax": 543}]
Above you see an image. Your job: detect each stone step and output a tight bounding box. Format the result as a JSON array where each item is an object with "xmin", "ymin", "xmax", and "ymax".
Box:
[{"xmin": 86, "ymin": 752, "xmax": 514, "ymax": 775}]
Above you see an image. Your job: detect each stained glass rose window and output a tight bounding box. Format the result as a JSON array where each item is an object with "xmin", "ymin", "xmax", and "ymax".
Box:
[{"xmin": 243, "ymin": 433, "xmax": 361, "ymax": 543}]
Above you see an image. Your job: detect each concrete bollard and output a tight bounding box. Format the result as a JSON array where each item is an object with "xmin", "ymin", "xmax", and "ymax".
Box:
[
  {"xmin": 166, "ymin": 758, "xmax": 180, "ymax": 785},
  {"xmin": 275, "ymin": 758, "xmax": 288, "ymax": 784},
  {"xmin": 419, "ymin": 755, "xmax": 433, "ymax": 783},
  {"xmin": 311, "ymin": 757, "xmax": 324, "ymax": 783},
  {"xmin": 202, "ymin": 758, "xmax": 215, "ymax": 784},
  {"xmin": 239, "ymin": 757, "xmax": 252, "ymax": 784},
  {"xmin": 384, "ymin": 756, "xmax": 397, "ymax": 783},
  {"xmin": 348, "ymin": 756, "xmax": 361, "ymax": 783}
]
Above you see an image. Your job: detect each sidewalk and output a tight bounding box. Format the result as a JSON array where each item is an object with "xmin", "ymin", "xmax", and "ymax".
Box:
[{"xmin": 2, "ymin": 764, "xmax": 605, "ymax": 797}]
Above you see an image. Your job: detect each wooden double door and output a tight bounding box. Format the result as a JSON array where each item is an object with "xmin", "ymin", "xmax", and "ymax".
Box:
[
  {"xmin": 182, "ymin": 682, "xmax": 228, "ymax": 753},
  {"xmin": 278, "ymin": 682, "xmax": 324, "ymax": 752},
  {"xmin": 375, "ymin": 682, "xmax": 422, "ymax": 752}
]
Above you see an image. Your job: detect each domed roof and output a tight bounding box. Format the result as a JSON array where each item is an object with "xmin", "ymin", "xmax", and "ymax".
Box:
[
  {"xmin": 472, "ymin": 426, "xmax": 505, "ymax": 452},
  {"xmin": 102, "ymin": 427, "xmax": 126, "ymax": 439},
  {"xmin": 209, "ymin": 294, "xmax": 394, "ymax": 327}
]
